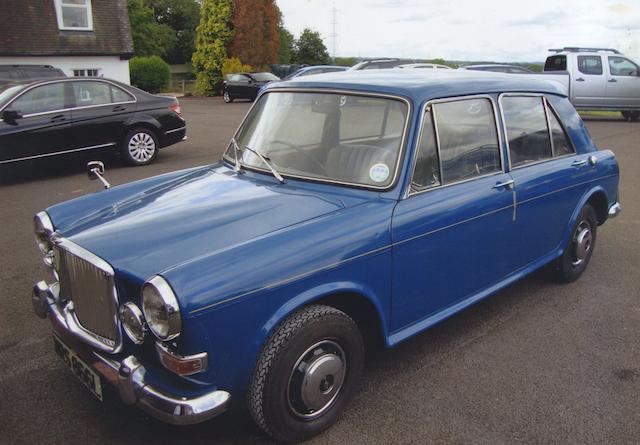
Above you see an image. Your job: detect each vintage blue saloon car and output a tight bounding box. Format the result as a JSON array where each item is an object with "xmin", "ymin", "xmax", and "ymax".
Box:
[{"xmin": 32, "ymin": 70, "xmax": 620, "ymax": 442}]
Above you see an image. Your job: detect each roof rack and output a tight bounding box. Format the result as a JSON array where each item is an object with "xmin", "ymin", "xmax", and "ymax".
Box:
[{"xmin": 549, "ymin": 47, "xmax": 621, "ymax": 54}]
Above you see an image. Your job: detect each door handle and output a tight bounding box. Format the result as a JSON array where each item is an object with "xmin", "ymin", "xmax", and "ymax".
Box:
[
  {"xmin": 608, "ymin": 78, "xmax": 618, "ymax": 83},
  {"xmin": 50, "ymin": 114, "xmax": 66, "ymax": 123},
  {"xmin": 576, "ymin": 77, "xmax": 585, "ymax": 82},
  {"xmin": 571, "ymin": 159, "xmax": 588, "ymax": 167},
  {"xmin": 112, "ymin": 105, "xmax": 126, "ymax": 112},
  {"xmin": 493, "ymin": 179, "xmax": 514, "ymax": 189}
]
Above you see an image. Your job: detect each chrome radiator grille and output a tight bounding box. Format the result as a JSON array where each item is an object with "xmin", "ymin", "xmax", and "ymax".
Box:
[{"xmin": 54, "ymin": 242, "xmax": 120, "ymax": 347}]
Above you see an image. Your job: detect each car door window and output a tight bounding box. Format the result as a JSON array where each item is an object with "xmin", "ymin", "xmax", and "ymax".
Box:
[
  {"xmin": 546, "ymin": 103, "xmax": 574, "ymax": 157},
  {"xmin": 7, "ymin": 83, "xmax": 66, "ymax": 115},
  {"xmin": 412, "ymin": 97, "xmax": 501, "ymax": 189},
  {"xmin": 608, "ymin": 56, "xmax": 639, "ymax": 76},
  {"xmin": 577, "ymin": 56, "xmax": 603, "ymax": 75},
  {"xmin": 502, "ymin": 96, "xmax": 552, "ymax": 168},
  {"xmin": 111, "ymin": 85, "xmax": 134, "ymax": 103},
  {"xmin": 73, "ymin": 81, "xmax": 112, "ymax": 107}
]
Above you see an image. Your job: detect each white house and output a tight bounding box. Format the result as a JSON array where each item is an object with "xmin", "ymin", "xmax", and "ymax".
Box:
[{"xmin": 0, "ymin": 0, "xmax": 134, "ymax": 84}]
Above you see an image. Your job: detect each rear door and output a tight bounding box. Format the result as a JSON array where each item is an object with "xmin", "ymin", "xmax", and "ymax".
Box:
[
  {"xmin": 69, "ymin": 80, "xmax": 136, "ymax": 151},
  {"xmin": 605, "ymin": 55, "xmax": 640, "ymax": 107},
  {"xmin": 572, "ymin": 55, "xmax": 607, "ymax": 108},
  {"xmin": 0, "ymin": 81, "xmax": 74, "ymax": 163},
  {"xmin": 499, "ymin": 94, "xmax": 592, "ymax": 270}
]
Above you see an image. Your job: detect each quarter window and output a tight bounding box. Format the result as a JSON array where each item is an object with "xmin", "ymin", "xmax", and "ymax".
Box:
[
  {"xmin": 7, "ymin": 83, "xmax": 66, "ymax": 115},
  {"xmin": 546, "ymin": 105, "xmax": 574, "ymax": 157},
  {"xmin": 502, "ymin": 96, "xmax": 552, "ymax": 168},
  {"xmin": 54, "ymin": 0, "xmax": 93, "ymax": 31},
  {"xmin": 577, "ymin": 56, "xmax": 603, "ymax": 75},
  {"xmin": 412, "ymin": 97, "xmax": 501, "ymax": 189},
  {"xmin": 608, "ymin": 56, "xmax": 639, "ymax": 76}
]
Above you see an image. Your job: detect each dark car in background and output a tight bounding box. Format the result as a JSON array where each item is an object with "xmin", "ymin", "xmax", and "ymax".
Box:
[
  {"xmin": 0, "ymin": 65, "xmax": 66, "ymax": 85},
  {"xmin": 283, "ymin": 65, "xmax": 348, "ymax": 80},
  {"xmin": 223, "ymin": 72, "xmax": 280, "ymax": 103},
  {"xmin": 0, "ymin": 78, "xmax": 186, "ymax": 166},
  {"xmin": 460, "ymin": 64, "xmax": 534, "ymax": 73}
]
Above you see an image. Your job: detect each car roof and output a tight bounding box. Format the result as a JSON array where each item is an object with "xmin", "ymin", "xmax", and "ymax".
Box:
[
  {"xmin": 463, "ymin": 64, "xmax": 522, "ymax": 69},
  {"xmin": 266, "ymin": 69, "xmax": 567, "ymax": 102}
]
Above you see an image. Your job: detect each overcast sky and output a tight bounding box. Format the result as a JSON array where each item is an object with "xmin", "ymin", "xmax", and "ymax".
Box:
[{"xmin": 276, "ymin": 0, "xmax": 640, "ymax": 62}]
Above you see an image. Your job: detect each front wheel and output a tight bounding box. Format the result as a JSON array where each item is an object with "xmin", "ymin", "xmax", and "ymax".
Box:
[
  {"xmin": 223, "ymin": 90, "xmax": 233, "ymax": 103},
  {"xmin": 121, "ymin": 128, "xmax": 158, "ymax": 165},
  {"xmin": 248, "ymin": 305, "xmax": 364, "ymax": 443},
  {"xmin": 554, "ymin": 204, "xmax": 597, "ymax": 283}
]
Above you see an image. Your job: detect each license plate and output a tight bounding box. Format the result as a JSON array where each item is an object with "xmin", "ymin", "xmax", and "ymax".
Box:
[{"xmin": 53, "ymin": 334, "xmax": 103, "ymax": 401}]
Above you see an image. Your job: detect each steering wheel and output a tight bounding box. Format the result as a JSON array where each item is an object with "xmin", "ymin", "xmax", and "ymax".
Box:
[{"xmin": 269, "ymin": 140, "xmax": 328, "ymax": 175}]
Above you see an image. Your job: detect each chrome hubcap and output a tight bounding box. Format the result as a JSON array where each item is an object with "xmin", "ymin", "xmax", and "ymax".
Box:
[
  {"xmin": 287, "ymin": 340, "xmax": 346, "ymax": 420},
  {"xmin": 128, "ymin": 132, "xmax": 156, "ymax": 162},
  {"xmin": 224, "ymin": 91, "xmax": 230, "ymax": 101},
  {"xmin": 572, "ymin": 221, "xmax": 592, "ymax": 266}
]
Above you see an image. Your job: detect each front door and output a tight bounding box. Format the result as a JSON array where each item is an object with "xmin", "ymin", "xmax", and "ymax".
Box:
[
  {"xmin": 391, "ymin": 96, "xmax": 514, "ymax": 336},
  {"xmin": 0, "ymin": 82, "xmax": 74, "ymax": 164},
  {"xmin": 605, "ymin": 56, "xmax": 640, "ymax": 108}
]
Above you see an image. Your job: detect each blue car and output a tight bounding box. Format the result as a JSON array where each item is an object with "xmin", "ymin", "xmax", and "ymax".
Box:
[{"xmin": 32, "ymin": 70, "xmax": 621, "ymax": 442}]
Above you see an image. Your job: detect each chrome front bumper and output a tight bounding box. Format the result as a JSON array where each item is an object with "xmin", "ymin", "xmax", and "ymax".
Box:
[
  {"xmin": 32, "ymin": 281, "xmax": 231, "ymax": 425},
  {"xmin": 608, "ymin": 202, "xmax": 621, "ymax": 219}
]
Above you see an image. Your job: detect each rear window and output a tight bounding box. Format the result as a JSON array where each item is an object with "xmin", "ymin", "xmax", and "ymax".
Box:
[
  {"xmin": 544, "ymin": 55, "xmax": 567, "ymax": 71},
  {"xmin": 502, "ymin": 96, "xmax": 552, "ymax": 168},
  {"xmin": 577, "ymin": 56, "xmax": 603, "ymax": 75}
]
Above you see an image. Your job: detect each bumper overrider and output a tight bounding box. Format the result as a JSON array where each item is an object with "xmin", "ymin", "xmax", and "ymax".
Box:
[{"xmin": 32, "ymin": 281, "xmax": 231, "ymax": 425}]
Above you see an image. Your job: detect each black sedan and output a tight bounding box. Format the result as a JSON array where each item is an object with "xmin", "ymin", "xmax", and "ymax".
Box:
[
  {"xmin": 222, "ymin": 72, "xmax": 279, "ymax": 103},
  {"xmin": 0, "ymin": 77, "xmax": 186, "ymax": 166}
]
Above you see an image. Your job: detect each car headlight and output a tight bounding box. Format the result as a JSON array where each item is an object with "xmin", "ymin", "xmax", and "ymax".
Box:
[
  {"xmin": 34, "ymin": 211, "xmax": 54, "ymax": 254},
  {"xmin": 142, "ymin": 276, "xmax": 181, "ymax": 341},
  {"xmin": 120, "ymin": 302, "xmax": 147, "ymax": 344}
]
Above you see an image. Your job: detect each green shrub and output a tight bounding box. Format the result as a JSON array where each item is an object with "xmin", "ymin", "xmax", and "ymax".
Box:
[
  {"xmin": 222, "ymin": 57, "xmax": 253, "ymax": 78},
  {"xmin": 129, "ymin": 56, "xmax": 171, "ymax": 93}
]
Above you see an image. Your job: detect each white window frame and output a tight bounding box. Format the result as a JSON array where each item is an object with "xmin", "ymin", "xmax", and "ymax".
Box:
[{"xmin": 54, "ymin": 0, "xmax": 93, "ymax": 31}]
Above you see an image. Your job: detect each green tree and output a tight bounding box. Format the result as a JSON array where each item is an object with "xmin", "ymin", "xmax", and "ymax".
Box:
[
  {"xmin": 192, "ymin": 0, "xmax": 234, "ymax": 95},
  {"xmin": 128, "ymin": 0, "xmax": 176, "ymax": 58},
  {"xmin": 129, "ymin": 56, "xmax": 171, "ymax": 93},
  {"xmin": 278, "ymin": 27, "xmax": 294, "ymax": 64},
  {"xmin": 294, "ymin": 28, "xmax": 330, "ymax": 65},
  {"xmin": 145, "ymin": 0, "xmax": 200, "ymax": 64}
]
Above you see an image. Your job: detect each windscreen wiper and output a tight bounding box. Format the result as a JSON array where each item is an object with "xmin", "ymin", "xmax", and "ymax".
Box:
[{"xmin": 243, "ymin": 145, "xmax": 285, "ymax": 183}]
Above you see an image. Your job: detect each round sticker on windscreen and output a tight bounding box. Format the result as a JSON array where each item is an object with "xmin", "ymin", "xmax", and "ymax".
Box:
[{"xmin": 369, "ymin": 163, "xmax": 390, "ymax": 183}]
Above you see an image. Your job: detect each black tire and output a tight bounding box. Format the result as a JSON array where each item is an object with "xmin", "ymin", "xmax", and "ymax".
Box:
[
  {"xmin": 247, "ymin": 305, "xmax": 364, "ymax": 443},
  {"xmin": 621, "ymin": 111, "xmax": 639, "ymax": 122},
  {"xmin": 554, "ymin": 204, "xmax": 598, "ymax": 283},
  {"xmin": 223, "ymin": 90, "xmax": 233, "ymax": 103},
  {"xmin": 121, "ymin": 127, "xmax": 158, "ymax": 166}
]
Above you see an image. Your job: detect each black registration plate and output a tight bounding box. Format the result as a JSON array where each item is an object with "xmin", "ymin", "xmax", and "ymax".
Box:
[{"xmin": 53, "ymin": 334, "xmax": 103, "ymax": 401}]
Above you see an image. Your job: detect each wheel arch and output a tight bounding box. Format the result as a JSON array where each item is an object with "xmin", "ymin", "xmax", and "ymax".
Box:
[
  {"xmin": 558, "ymin": 186, "xmax": 610, "ymax": 255},
  {"xmin": 259, "ymin": 283, "xmax": 389, "ymax": 355}
]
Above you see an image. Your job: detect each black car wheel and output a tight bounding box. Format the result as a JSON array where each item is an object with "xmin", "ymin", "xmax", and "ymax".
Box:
[
  {"xmin": 122, "ymin": 128, "xmax": 158, "ymax": 166},
  {"xmin": 223, "ymin": 90, "xmax": 234, "ymax": 103},
  {"xmin": 554, "ymin": 204, "xmax": 597, "ymax": 283},
  {"xmin": 248, "ymin": 305, "xmax": 364, "ymax": 443}
]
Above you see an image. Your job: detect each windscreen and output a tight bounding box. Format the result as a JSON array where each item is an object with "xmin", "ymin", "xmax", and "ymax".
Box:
[{"xmin": 226, "ymin": 91, "xmax": 409, "ymax": 188}]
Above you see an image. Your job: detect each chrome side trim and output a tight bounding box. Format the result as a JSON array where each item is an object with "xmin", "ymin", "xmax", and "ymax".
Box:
[
  {"xmin": 222, "ymin": 88, "xmax": 413, "ymax": 191},
  {"xmin": 165, "ymin": 125, "xmax": 186, "ymax": 134},
  {"xmin": 189, "ymin": 172, "xmax": 619, "ymax": 315},
  {"xmin": 407, "ymin": 94, "xmax": 506, "ymax": 198},
  {"xmin": 0, "ymin": 142, "xmax": 116, "ymax": 164}
]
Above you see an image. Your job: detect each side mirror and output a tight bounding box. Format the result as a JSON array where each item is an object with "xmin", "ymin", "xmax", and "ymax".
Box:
[
  {"xmin": 87, "ymin": 160, "xmax": 111, "ymax": 189},
  {"xmin": 2, "ymin": 109, "xmax": 22, "ymax": 124}
]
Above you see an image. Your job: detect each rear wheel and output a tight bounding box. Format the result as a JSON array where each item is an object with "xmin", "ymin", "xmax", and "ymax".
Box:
[
  {"xmin": 121, "ymin": 128, "xmax": 158, "ymax": 166},
  {"xmin": 248, "ymin": 305, "xmax": 364, "ymax": 443},
  {"xmin": 554, "ymin": 204, "xmax": 597, "ymax": 283}
]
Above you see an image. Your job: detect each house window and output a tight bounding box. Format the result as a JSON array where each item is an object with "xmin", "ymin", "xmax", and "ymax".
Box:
[
  {"xmin": 73, "ymin": 69, "xmax": 101, "ymax": 77},
  {"xmin": 54, "ymin": 0, "xmax": 93, "ymax": 31}
]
